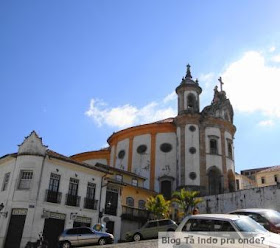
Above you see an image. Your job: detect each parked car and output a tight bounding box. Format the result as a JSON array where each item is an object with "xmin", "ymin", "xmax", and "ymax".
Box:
[
  {"xmin": 125, "ymin": 219, "xmax": 178, "ymax": 241},
  {"xmin": 173, "ymin": 214, "xmax": 280, "ymax": 248},
  {"xmin": 58, "ymin": 227, "xmax": 114, "ymax": 247},
  {"xmin": 229, "ymin": 208, "xmax": 280, "ymax": 234}
]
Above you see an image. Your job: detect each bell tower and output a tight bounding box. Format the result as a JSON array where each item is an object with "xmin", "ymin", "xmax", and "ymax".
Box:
[{"xmin": 175, "ymin": 64, "xmax": 202, "ymax": 115}]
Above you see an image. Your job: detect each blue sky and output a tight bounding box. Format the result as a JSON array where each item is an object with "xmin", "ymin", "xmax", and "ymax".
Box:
[{"xmin": 1, "ymin": 0, "xmax": 280, "ymax": 172}]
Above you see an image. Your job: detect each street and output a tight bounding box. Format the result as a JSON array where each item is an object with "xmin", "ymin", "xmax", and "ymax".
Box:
[{"xmin": 78, "ymin": 239, "xmax": 158, "ymax": 248}]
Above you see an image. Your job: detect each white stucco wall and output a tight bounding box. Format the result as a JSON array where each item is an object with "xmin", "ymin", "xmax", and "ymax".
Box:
[
  {"xmin": 154, "ymin": 133, "xmax": 176, "ymax": 192},
  {"xmin": 198, "ymin": 185, "xmax": 280, "ymax": 214},
  {"xmin": 131, "ymin": 134, "xmax": 151, "ymax": 189},
  {"xmin": 115, "ymin": 139, "xmax": 129, "ymax": 171},
  {"xmin": 185, "ymin": 124, "xmax": 200, "ymax": 185},
  {"xmin": 0, "ymin": 153, "xmax": 123, "ymax": 247},
  {"xmin": 205, "ymin": 127, "xmax": 223, "ymax": 173},
  {"xmin": 224, "ymin": 131, "xmax": 234, "ymax": 172}
]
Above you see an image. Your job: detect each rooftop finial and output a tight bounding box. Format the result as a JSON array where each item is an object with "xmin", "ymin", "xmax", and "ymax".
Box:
[
  {"xmin": 186, "ymin": 64, "xmax": 192, "ymax": 78},
  {"xmin": 218, "ymin": 77, "xmax": 224, "ymax": 91}
]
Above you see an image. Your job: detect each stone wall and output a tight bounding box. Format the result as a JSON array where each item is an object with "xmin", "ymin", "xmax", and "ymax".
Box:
[{"xmin": 198, "ymin": 184, "xmax": 280, "ymax": 214}]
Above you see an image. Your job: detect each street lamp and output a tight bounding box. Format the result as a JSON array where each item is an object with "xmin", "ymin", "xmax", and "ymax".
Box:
[{"xmin": 0, "ymin": 203, "xmax": 8, "ymax": 218}]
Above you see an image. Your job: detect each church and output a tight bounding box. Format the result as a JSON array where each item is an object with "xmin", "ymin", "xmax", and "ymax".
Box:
[
  {"xmin": 0, "ymin": 65, "xmax": 237, "ymax": 247},
  {"xmin": 72, "ymin": 65, "xmax": 236, "ymax": 197}
]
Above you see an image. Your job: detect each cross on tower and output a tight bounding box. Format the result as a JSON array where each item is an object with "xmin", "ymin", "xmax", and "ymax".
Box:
[
  {"xmin": 186, "ymin": 64, "xmax": 192, "ymax": 78},
  {"xmin": 218, "ymin": 77, "xmax": 224, "ymax": 91}
]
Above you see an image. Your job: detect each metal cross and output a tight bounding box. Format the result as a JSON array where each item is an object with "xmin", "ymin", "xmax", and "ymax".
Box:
[{"xmin": 218, "ymin": 77, "xmax": 224, "ymax": 91}]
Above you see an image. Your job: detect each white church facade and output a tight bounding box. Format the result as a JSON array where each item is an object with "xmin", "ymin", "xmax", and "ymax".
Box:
[{"xmin": 72, "ymin": 65, "xmax": 236, "ymax": 197}]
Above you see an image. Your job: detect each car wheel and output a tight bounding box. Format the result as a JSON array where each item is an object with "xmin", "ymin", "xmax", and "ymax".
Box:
[
  {"xmin": 98, "ymin": 238, "xmax": 106, "ymax": 245},
  {"xmin": 61, "ymin": 241, "xmax": 71, "ymax": 248},
  {"xmin": 133, "ymin": 233, "xmax": 141, "ymax": 242}
]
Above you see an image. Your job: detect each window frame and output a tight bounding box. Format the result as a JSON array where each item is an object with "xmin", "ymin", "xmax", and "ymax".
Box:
[
  {"xmin": 68, "ymin": 178, "xmax": 79, "ymax": 196},
  {"xmin": 18, "ymin": 170, "xmax": 33, "ymax": 190},
  {"xmin": 86, "ymin": 182, "xmax": 96, "ymax": 200},
  {"xmin": 49, "ymin": 173, "xmax": 60, "ymax": 192},
  {"xmin": 227, "ymin": 139, "xmax": 233, "ymax": 159},
  {"xmin": 138, "ymin": 200, "xmax": 146, "ymax": 209},
  {"xmin": 115, "ymin": 174, "xmax": 123, "ymax": 182},
  {"xmin": 131, "ymin": 179, "xmax": 138, "ymax": 186},
  {"xmin": 126, "ymin": 197, "xmax": 134, "ymax": 207},
  {"xmin": 2, "ymin": 172, "xmax": 10, "ymax": 191}
]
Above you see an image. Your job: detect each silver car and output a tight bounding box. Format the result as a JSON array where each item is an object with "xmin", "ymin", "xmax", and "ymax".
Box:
[
  {"xmin": 58, "ymin": 227, "xmax": 114, "ymax": 247},
  {"xmin": 172, "ymin": 214, "xmax": 280, "ymax": 248},
  {"xmin": 125, "ymin": 219, "xmax": 178, "ymax": 241}
]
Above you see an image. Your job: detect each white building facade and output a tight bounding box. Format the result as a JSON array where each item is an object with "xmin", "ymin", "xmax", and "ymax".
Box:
[{"xmin": 0, "ymin": 132, "xmax": 123, "ymax": 248}]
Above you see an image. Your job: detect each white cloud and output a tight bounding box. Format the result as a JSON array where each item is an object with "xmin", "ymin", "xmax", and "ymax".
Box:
[
  {"xmin": 163, "ymin": 92, "xmax": 177, "ymax": 103},
  {"xmin": 199, "ymin": 73, "xmax": 215, "ymax": 89},
  {"xmin": 271, "ymin": 55, "xmax": 280, "ymax": 63},
  {"xmin": 222, "ymin": 51, "xmax": 280, "ymax": 118},
  {"xmin": 85, "ymin": 95, "xmax": 177, "ymax": 129},
  {"xmin": 269, "ymin": 46, "xmax": 276, "ymax": 53},
  {"xmin": 258, "ymin": 120, "xmax": 275, "ymax": 127}
]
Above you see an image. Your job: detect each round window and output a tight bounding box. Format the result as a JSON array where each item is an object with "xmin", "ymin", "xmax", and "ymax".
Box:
[
  {"xmin": 189, "ymin": 172, "xmax": 197, "ymax": 180},
  {"xmin": 160, "ymin": 143, "xmax": 172, "ymax": 153},
  {"xmin": 189, "ymin": 147, "xmax": 196, "ymax": 154},
  {"xmin": 137, "ymin": 145, "xmax": 147, "ymax": 154},
  {"xmin": 118, "ymin": 150, "xmax": 125, "ymax": 159},
  {"xmin": 189, "ymin": 125, "xmax": 196, "ymax": 132}
]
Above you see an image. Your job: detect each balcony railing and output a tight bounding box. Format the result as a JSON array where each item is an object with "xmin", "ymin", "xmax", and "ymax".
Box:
[
  {"xmin": 65, "ymin": 194, "xmax": 80, "ymax": 207},
  {"xmin": 105, "ymin": 205, "xmax": 117, "ymax": 216},
  {"xmin": 121, "ymin": 206, "xmax": 149, "ymax": 221},
  {"xmin": 45, "ymin": 190, "xmax": 62, "ymax": 204},
  {"xmin": 84, "ymin": 198, "xmax": 98, "ymax": 210}
]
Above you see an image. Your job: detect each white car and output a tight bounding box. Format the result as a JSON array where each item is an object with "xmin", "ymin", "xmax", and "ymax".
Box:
[{"xmin": 159, "ymin": 214, "xmax": 280, "ymax": 248}]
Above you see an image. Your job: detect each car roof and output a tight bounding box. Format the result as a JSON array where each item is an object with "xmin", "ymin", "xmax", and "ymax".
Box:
[
  {"xmin": 188, "ymin": 214, "xmax": 247, "ymax": 221},
  {"xmin": 230, "ymin": 208, "xmax": 275, "ymax": 213},
  {"xmin": 149, "ymin": 219, "xmax": 172, "ymax": 222}
]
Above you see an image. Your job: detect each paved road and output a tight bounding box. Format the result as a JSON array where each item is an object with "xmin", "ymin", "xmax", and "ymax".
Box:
[{"xmin": 78, "ymin": 239, "xmax": 158, "ymax": 248}]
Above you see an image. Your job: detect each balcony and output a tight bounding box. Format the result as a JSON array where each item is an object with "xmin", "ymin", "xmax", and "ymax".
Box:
[
  {"xmin": 84, "ymin": 198, "xmax": 98, "ymax": 210},
  {"xmin": 65, "ymin": 194, "xmax": 80, "ymax": 207},
  {"xmin": 105, "ymin": 205, "xmax": 117, "ymax": 216},
  {"xmin": 121, "ymin": 206, "xmax": 149, "ymax": 221},
  {"xmin": 45, "ymin": 190, "xmax": 62, "ymax": 204}
]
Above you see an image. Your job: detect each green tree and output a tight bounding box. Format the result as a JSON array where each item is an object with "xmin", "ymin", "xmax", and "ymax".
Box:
[
  {"xmin": 172, "ymin": 189, "xmax": 203, "ymax": 218},
  {"xmin": 145, "ymin": 194, "xmax": 171, "ymax": 220}
]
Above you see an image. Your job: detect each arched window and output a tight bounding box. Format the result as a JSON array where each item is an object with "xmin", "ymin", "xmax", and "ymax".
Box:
[
  {"xmin": 138, "ymin": 200, "xmax": 146, "ymax": 209},
  {"xmin": 126, "ymin": 197, "xmax": 134, "ymax": 207},
  {"xmin": 208, "ymin": 167, "xmax": 223, "ymax": 195},
  {"xmin": 187, "ymin": 93, "xmax": 196, "ymax": 111}
]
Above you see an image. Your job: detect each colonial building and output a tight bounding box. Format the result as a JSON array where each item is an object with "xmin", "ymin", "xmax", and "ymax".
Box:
[
  {"xmin": 72, "ymin": 65, "xmax": 237, "ymax": 198},
  {"xmin": 0, "ymin": 65, "xmax": 237, "ymax": 247},
  {"xmin": 0, "ymin": 132, "xmax": 144, "ymax": 247}
]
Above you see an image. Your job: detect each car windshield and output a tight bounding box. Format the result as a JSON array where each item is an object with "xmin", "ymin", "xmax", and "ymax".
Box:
[
  {"xmin": 262, "ymin": 210, "xmax": 280, "ymax": 225},
  {"xmin": 233, "ymin": 217, "xmax": 268, "ymax": 233}
]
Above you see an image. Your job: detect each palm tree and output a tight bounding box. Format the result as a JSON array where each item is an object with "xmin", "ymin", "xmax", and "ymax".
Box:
[
  {"xmin": 145, "ymin": 194, "xmax": 171, "ymax": 220},
  {"xmin": 172, "ymin": 189, "xmax": 203, "ymax": 218}
]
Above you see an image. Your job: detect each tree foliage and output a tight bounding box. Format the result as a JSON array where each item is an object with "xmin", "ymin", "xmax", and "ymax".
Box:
[
  {"xmin": 172, "ymin": 189, "xmax": 203, "ymax": 217},
  {"xmin": 145, "ymin": 194, "xmax": 171, "ymax": 220}
]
